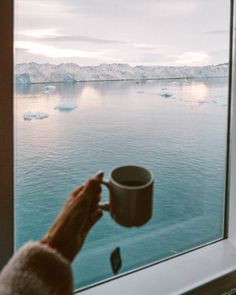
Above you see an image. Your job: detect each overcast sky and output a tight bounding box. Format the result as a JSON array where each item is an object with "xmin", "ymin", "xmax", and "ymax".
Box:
[{"xmin": 15, "ymin": 0, "xmax": 230, "ymax": 66}]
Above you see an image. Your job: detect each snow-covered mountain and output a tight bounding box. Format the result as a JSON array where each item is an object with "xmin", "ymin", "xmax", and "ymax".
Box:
[{"xmin": 15, "ymin": 62, "xmax": 229, "ymax": 84}]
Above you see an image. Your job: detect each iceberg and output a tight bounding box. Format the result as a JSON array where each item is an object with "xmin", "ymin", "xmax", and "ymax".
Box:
[
  {"xmin": 63, "ymin": 74, "xmax": 77, "ymax": 84},
  {"xmin": 159, "ymin": 91, "xmax": 173, "ymax": 98},
  {"xmin": 15, "ymin": 73, "xmax": 31, "ymax": 85},
  {"xmin": 43, "ymin": 85, "xmax": 57, "ymax": 91},
  {"xmin": 24, "ymin": 112, "xmax": 49, "ymax": 121},
  {"xmin": 54, "ymin": 103, "xmax": 77, "ymax": 111}
]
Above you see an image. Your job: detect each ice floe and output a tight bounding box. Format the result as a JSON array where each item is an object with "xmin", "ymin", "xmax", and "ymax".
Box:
[
  {"xmin": 159, "ymin": 91, "xmax": 173, "ymax": 98},
  {"xmin": 211, "ymin": 97, "xmax": 227, "ymax": 107},
  {"xmin": 54, "ymin": 103, "xmax": 77, "ymax": 111},
  {"xmin": 43, "ymin": 85, "xmax": 57, "ymax": 92},
  {"xmin": 24, "ymin": 112, "xmax": 49, "ymax": 121}
]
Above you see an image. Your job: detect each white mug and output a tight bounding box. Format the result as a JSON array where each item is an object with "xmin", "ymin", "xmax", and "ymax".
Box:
[{"xmin": 101, "ymin": 165, "xmax": 154, "ymax": 227}]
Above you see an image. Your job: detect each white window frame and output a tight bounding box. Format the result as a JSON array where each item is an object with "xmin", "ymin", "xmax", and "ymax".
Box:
[{"xmin": 1, "ymin": 0, "xmax": 236, "ymax": 294}]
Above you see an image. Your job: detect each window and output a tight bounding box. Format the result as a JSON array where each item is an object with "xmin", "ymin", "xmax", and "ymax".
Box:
[{"xmin": 1, "ymin": 0, "xmax": 234, "ymax": 293}]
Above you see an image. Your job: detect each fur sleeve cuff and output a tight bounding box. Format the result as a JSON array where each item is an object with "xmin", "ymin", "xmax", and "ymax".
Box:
[{"xmin": 0, "ymin": 241, "xmax": 73, "ymax": 295}]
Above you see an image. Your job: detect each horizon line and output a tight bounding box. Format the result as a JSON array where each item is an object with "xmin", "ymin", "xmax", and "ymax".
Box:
[{"xmin": 15, "ymin": 61, "xmax": 229, "ymax": 68}]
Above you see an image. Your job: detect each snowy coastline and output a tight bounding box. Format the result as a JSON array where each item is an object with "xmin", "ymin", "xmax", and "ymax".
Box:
[{"xmin": 15, "ymin": 62, "xmax": 228, "ymax": 85}]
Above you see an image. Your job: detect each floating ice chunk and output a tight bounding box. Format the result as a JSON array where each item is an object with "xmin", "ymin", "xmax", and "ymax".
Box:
[
  {"xmin": 159, "ymin": 91, "xmax": 173, "ymax": 98},
  {"xmin": 15, "ymin": 73, "xmax": 31, "ymax": 85},
  {"xmin": 184, "ymin": 79, "xmax": 190, "ymax": 83},
  {"xmin": 43, "ymin": 85, "xmax": 56, "ymax": 91},
  {"xmin": 161, "ymin": 88, "xmax": 167, "ymax": 90},
  {"xmin": 137, "ymin": 90, "xmax": 144, "ymax": 93},
  {"xmin": 24, "ymin": 112, "xmax": 49, "ymax": 121},
  {"xmin": 54, "ymin": 103, "xmax": 77, "ymax": 111},
  {"xmin": 36, "ymin": 112, "xmax": 49, "ymax": 119},
  {"xmin": 198, "ymin": 101, "xmax": 207, "ymax": 105},
  {"xmin": 24, "ymin": 112, "xmax": 34, "ymax": 121},
  {"xmin": 63, "ymin": 75, "xmax": 77, "ymax": 84}
]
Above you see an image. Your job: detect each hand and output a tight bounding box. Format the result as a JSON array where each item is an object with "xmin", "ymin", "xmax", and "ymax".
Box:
[{"xmin": 41, "ymin": 172, "xmax": 104, "ymax": 262}]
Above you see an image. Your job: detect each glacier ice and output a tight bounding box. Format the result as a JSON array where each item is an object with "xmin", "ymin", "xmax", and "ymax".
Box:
[
  {"xmin": 24, "ymin": 112, "xmax": 49, "ymax": 121},
  {"xmin": 15, "ymin": 62, "xmax": 229, "ymax": 84},
  {"xmin": 54, "ymin": 103, "xmax": 77, "ymax": 111}
]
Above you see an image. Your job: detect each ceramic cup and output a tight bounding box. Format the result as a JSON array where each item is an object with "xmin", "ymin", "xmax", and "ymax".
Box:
[{"xmin": 101, "ymin": 165, "xmax": 154, "ymax": 227}]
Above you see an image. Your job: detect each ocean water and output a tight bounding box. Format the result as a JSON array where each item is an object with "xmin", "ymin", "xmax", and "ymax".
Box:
[{"xmin": 15, "ymin": 77, "xmax": 228, "ymax": 289}]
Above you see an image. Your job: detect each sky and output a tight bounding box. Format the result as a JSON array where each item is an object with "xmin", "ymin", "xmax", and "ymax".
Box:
[{"xmin": 15, "ymin": 0, "xmax": 231, "ymax": 66}]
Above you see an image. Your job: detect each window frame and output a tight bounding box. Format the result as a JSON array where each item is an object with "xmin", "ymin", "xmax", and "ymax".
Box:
[
  {"xmin": 0, "ymin": 0, "xmax": 14, "ymax": 269},
  {"xmin": 1, "ymin": 0, "xmax": 236, "ymax": 293}
]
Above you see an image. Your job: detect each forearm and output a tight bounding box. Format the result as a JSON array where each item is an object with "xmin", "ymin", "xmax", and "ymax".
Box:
[{"xmin": 0, "ymin": 241, "xmax": 73, "ymax": 295}]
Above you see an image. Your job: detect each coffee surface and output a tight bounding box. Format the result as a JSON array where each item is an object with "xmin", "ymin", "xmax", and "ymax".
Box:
[{"xmin": 119, "ymin": 180, "xmax": 146, "ymax": 187}]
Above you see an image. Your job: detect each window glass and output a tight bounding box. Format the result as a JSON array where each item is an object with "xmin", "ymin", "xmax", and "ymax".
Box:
[{"xmin": 15, "ymin": 0, "xmax": 230, "ymax": 289}]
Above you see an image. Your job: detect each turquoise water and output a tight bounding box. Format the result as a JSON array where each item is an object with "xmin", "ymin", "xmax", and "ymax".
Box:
[{"xmin": 15, "ymin": 78, "xmax": 228, "ymax": 289}]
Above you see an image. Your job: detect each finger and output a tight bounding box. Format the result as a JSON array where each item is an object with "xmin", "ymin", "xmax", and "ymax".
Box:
[
  {"xmin": 82, "ymin": 177, "xmax": 102, "ymax": 201},
  {"xmin": 95, "ymin": 171, "xmax": 104, "ymax": 180},
  {"xmin": 90, "ymin": 189, "xmax": 102, "ymax": 206},
  {"xmin": 90, "ymin": 184, "xmax": 103, "ymax": 210},
  {"xmin": 64, "ymin": 185, "xmax": 85, "ymax": 208},
  {"xmin": 71, "ymin": 172, "xmax": 103, "ymax": 201},
  {"xmin": 71, "ymin": 179, "xmax": 98, "ymax": 215},
  {"xmin": 73, "ymin": 173, "xmax": 103, "ymax": 208},
  {"xmin": 82, "ymin": 170, "xmax": 104, "ymax": 194},
  {"xmin": 94, "ymin": 185, "xmax": 102, "ymax": 196},
  {"xmin": 86, "ymin": 191, "xmax": 102, "ymax": 217},
  {"xmin": 71, "ymin": 184, "xmax": 85, "ymax": 198},
  {"xmin": 88, "ymin": 171, "xmax": 104, "ymax": 188},
  {"xmin": 90, "ymin": 193, "xmax": 102, "ymax": 214},
  {"xmin": 98, "ymin": 203, "xmax": 110, "ymax": 211}
]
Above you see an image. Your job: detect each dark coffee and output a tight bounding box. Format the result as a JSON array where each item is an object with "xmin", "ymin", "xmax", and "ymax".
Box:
[{"xmin": 120, "ymin": 180, "xmax": 146, "ymax": 187}]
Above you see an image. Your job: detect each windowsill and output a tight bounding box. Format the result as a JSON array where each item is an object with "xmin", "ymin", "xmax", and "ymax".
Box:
[{"xmin": 77, "ymin": 239, "xmax": 236, "ymax": 294}]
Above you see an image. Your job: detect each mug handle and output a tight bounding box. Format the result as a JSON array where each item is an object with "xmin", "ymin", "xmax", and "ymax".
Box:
[{"xmin": 98, "ymin": 180, "xmax": 110, "ymax": 212}]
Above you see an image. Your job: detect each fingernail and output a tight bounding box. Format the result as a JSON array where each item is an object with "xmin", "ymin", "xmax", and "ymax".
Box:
[{"xmin": 96, "ymin": 171, "xmax": 104, "ymax": 178}]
